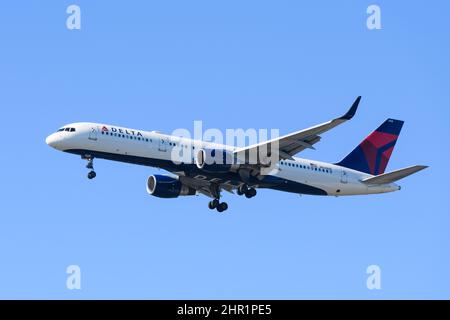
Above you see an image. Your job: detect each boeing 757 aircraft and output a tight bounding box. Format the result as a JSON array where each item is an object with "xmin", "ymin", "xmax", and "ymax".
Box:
[{"xmin": 46, "ymin": 97, "xmax": 427, "ymax": 212}]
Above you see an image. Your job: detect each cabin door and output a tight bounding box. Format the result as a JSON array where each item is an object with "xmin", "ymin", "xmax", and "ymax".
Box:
[
  {"xmin": 158, "ymin": 138, "xmax": 167, "ymax": 152},
  {"xmin": 88, "ymin": 127, "xmax": 98, "ymax": 141},
  {"xmin": 340, "ymin": 169, "xmax": 348, "ymax": 184}
]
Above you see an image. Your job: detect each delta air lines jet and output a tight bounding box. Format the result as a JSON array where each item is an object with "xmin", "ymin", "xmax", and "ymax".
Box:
[{"xmin": 46, "ymin": 97, "xmax": 427, "ymax": 212}]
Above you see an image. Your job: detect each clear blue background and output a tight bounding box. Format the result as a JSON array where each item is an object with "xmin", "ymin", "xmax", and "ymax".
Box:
[{"xmin": 0, "ymin": 1, "xmax": 448, "ymax": 299}]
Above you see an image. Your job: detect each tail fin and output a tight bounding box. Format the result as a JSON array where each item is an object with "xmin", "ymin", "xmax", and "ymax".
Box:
[{"xmin": 336, "ymin": 118, "xmax": 404, "ymax": 175}]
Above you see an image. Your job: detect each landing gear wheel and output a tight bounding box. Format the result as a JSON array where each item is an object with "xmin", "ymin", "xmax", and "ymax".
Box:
[
  {"xmin": 245, "ymin": 187, "xmax": 257, "ymax": 198},
  {"xmin": 238, "ymin": 184, "xmax": 248, "ymax": 195},
  {"xmin": 87, "ymin": 171, "xmax": 96, "ymax": 179},
  {"xmin": 216, "ymin": 202, "xmax": 228, "ymax": 212},
  {"xmin": 208, "ymin": 199, "xmax": 219, "ymax": 210}
]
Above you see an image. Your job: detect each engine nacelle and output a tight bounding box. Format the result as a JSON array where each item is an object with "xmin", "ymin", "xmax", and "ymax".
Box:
[
  {"xmin": 195, "ymin": 148, "xmax": 238, "ymax": 173},
  {"xmin": 146, "ymin": 175, "xmax": 196, "ymax": 198}
]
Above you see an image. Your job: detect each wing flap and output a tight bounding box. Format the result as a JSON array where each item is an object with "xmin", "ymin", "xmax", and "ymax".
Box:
[{"xmin": 178, "ymin": 175, "xmax": 236, "ymax": 198}]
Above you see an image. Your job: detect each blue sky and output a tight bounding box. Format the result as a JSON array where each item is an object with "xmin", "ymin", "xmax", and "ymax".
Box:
[{"xmin": 0, "ymin": 1, "xmax": 449, "ymax": 299}]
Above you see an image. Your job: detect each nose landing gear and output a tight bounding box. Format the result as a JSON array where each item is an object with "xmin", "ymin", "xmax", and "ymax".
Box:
[{"xmin": 83, "ymin": 155, "xmax": 97, "ymax": 179}]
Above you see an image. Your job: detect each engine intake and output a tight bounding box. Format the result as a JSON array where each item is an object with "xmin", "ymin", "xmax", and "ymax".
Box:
[
  {"xmin": 195, "ymin": 148, "xmax": 238, "ymax": 173},
  {"xmin": 146, "ymin": 175, "xmax": 196, "ymax": 198}
]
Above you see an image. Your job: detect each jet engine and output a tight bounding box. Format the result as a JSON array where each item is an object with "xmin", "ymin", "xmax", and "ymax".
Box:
[
  {"xmin": 146, "ymin": 175, "xmax": 196, "ymax": 198},
  {"xmin": 195, "ymin": 148, "xmax": 239, "ymax": 173}
]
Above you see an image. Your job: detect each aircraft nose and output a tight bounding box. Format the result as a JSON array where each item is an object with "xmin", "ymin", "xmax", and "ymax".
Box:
[{"xmin": 46, "ymin": 133, "xmax": 63, "ymax": 149}]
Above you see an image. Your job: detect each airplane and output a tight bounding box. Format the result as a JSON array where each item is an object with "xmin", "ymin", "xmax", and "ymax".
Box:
[{"xmin": 46, "ymin": 97, "xmax": 427, "ymax": 212}]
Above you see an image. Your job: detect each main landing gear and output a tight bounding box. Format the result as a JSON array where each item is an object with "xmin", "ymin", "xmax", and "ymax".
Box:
[
  {"xmin": 208, "ymin": 199, "xmax": 228, "ymax": 213},
  {"xmin": 207, "ymin": 183, "xmax": 228, "ymax": 212},
  {"xmin": 83, "ymin": 155, "xmax": 97, "ymax": 179},
  {"xmin": 207, "ymin": 184, "xmax": 256, "ymax": 213},
  {"xmin": 236, "ymin": 184, "xmax": 257, "ymax": 198}
]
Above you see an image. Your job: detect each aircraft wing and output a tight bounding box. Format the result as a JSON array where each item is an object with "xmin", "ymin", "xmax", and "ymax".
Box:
[
  {"xmin": 177, "ymin": 175, "xmax": 235, "ymax": 199},
  {"xmin": 233, "ymin": 96, "xmax": 361, "ymax": 162}
]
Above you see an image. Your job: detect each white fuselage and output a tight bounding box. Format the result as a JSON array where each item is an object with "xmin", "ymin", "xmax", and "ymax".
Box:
[{"xmin": 46, "ymin": 122, "xmax": 400, "ymax": 196}]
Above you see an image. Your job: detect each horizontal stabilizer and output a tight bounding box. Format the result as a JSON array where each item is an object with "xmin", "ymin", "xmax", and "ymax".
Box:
[{"xmin": 361, "ymin": 165, "xmax": 428, "ymax": 185}]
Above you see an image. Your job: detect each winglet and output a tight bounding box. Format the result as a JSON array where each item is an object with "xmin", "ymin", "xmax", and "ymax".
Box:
[{"xmin": 339, "ymin": 96, "xmax": 361, "ymax": 120}]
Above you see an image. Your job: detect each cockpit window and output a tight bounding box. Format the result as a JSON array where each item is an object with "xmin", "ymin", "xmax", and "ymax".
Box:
[{"xmin": 57, "ymin": 127, "xmax": 76, "ymax": 132}]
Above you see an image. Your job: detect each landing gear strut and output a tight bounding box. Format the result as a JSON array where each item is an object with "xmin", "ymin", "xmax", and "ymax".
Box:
[
  {"xmin": 237, "ymin": 184, "xmax": 257, "ymax": 198},
  {"xmin": 83, "ymin": 155, "xmax": 96, "ymax": 179}
]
